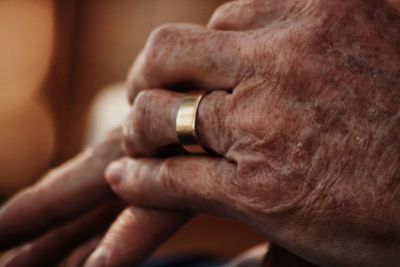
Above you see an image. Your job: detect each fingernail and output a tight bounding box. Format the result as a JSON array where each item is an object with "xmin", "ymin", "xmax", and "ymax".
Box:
[
  {"xmin": 84, "ymin": 248, "xmax": 108, "ymax": 267},
  {"xmin": 105, "ymin": 160, "xmax": 126, "ymax": 185}
]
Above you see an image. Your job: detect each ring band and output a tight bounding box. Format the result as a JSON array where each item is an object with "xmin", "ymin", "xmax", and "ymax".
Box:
[{"xmin": 176, "ymin": 91, "xmax": 207, "ymax": 154}]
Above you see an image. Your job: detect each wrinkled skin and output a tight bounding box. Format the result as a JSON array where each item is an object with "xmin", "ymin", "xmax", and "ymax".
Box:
[
  {"xmin": 0, "ymin": 130, "xmax": 304, "ymax": 267},
  {"xmin": 104, "ymin": 0, "xmax": 400, "ymax": 266}
]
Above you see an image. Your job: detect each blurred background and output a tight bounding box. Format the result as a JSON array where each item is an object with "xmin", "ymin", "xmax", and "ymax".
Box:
[{"xmin": 0, "ymin": 0, "xmax": 264, "ymax": 260}]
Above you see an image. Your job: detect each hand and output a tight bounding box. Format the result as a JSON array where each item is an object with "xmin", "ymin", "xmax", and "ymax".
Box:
[
  {"xmin": 0, "ymin": 129, "xmax": 188, "ymax": 267},
  {"xmin": 0, "ymin": 129, "xmax": 305, "ymax": 267},
  {"xmin": 106, "ymin": 0, "xmax": 400, "ymax": 266}
]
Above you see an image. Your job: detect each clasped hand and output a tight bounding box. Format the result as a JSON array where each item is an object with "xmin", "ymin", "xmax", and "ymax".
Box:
[{"xmin": 1, "ymin": 1, "xmax": 400, "ymax": 266}]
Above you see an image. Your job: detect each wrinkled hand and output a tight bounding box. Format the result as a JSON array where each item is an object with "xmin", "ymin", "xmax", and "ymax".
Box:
[
  {"xmin": 0, "ymin": 129, "xmax": 188, "ymax": 267},
  {"xmin": 105, "ymin": 0, "xmax": 400, "ymax": 266},
  {"xmin": 0, "ymin": 130, "xmax": 306, "ymax": 267}
]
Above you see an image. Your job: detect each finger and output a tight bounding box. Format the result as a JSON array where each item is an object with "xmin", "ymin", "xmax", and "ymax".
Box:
[
  {"xmin": 225, "ymin": 243, "xmax": 269, "ymax": 267},
  {"xmin": 84, "ymin": 207, "xmax": 189, "ymax": 267},
  {"xmin": 0, "ymin": 201, "xmax": 122, "ymax": 267},
  {"xmin": 208, "ymin": 0, "xmax": 308, "ymax": 31},
  {"xmin": 105, "ymin": 157, "xmax": 237, "ymax": 217},
  {"xmin": 0, "ymin": 129, "xmax": 124, "ymax": 250},
  {"xmin": 127, "ymin": 23, "xmax": 247, "ymax": 104},
  {"xmin": 123, "ymin": 89, "xmax": 231, "ymax": 157},
  {"xmin": 58, "ymin": 237, "xmax": 101, "ymax": 267}
]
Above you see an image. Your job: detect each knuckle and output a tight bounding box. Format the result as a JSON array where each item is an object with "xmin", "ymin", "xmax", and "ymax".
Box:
[
  {"xmin": 122, "ymin": 124, "xmax": 136, "ymax": 156},
  {"xmin": 123, "ymin": 89, "xmax": 175, "ymax": 156},
  {"xmin": 123, "ymin": 92, "xmax": 153, "ymax": 155},
  {"xmin": 208, "ymin": 2, "xmax": 237, "ymax": 28},
  {"xmin": 123, "ymin": 114, "xmax": 141, "ymax": 155},
  {"xmin": 139, "ymin": 23, "xmax": 192, "ymax": 85},
  {"xmin": 124, "ymin": 160, "xmax": 147, "ymax": 200},
  {"xmin": 144, "ymin": 23, "xmax": 200, "ymax": 64},
  {"xmin": 131, "ymin": 90, "xmax": 160, "ymax": 129},
  {"xmin": 126, "ymin": 62, "xmax": 141, "ymax": 103},
  {"xmin": 156, "ymin": 158, "xmax": 177, "ymax": 191},
  {"xmin": 209, "ymin": 1, "xmax": 254, "ymax": 30},
  {"xmin": 148, "ymin": 23, "xmax": 181, "ymax": 45},
  {"xmin": 155, "ymin": 158, "xmax": 190, "ymax": 209},
  {"xmin": 144, "ymin": 23, "xmax": 182, "ymax": 64},
  {"xmin": 134, "ymin": 89, "xmax": 156, "ymax": 107}
]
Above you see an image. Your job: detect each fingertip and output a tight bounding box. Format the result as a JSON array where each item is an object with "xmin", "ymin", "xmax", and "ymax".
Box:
[
  {"xmin": 105, "ymin": 160, "xmax": 128, "ymax": 186},
  {"xmin": 84, "ymin": 247, "xmax": 108, "ymax": 267}
]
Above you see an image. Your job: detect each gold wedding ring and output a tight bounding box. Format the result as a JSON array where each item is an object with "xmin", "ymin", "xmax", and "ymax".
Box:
[{"xmin": 176, "ymin": 91, "xmax": 207, "ymax": 154}]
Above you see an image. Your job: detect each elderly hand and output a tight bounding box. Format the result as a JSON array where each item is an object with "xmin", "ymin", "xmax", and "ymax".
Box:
[
  {"xmin": 0, "ymin": 128, "xmax": 306, "ymax": 267},
  {"xmin": 0, "ymin": 129, "xmax": 188, "ymax": 267},
  {"xmin": 105, "ymin": 0, "xmax": 400, "ymax": 266}
]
